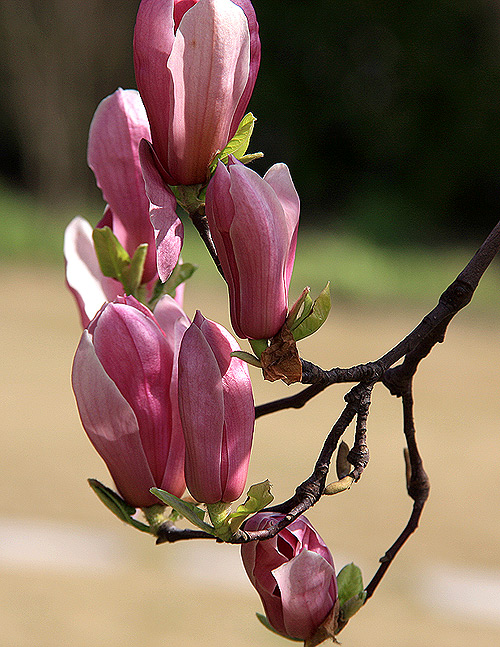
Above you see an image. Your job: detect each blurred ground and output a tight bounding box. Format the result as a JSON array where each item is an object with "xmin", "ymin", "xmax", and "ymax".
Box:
[{"xmin": 1, "ymin": 260, "xmax": 500, "ymax": 647}]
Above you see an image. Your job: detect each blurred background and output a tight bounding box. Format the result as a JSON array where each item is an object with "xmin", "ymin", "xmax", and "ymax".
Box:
[{"xmin": 1, "ymin": 0, "xmax": 500, "ymax": 646}]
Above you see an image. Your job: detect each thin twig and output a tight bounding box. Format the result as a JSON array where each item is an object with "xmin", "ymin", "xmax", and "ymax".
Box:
[
  {"xmin": 158, "ymin": 222, "xmax": 499, "ymax": 558},
  {"xmin": 257, "ymin": 219, "xmax": 500, "ymax": 418},
  {"xmin": 189, "ymin": 207, "xmax": 225, "ymax": 278},
  {"xmin": 364, "ymin": 384, "xmax": 429, "ymax": 600},
  {"xmin": 230, "ymin": 393, "xmax": 361, "ymax": 544},
  {"xmin": 156, "ymin": 521, "xmax": 215, "ymax": 544},
  {"xmin": 255, "ymin": 383, "xmax": 327, "ymax": 418}
]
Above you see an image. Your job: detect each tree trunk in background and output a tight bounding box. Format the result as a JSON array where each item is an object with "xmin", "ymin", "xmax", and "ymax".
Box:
[{"xmin": 0, "ymin": 0, "xmax": 138, "ymax": 206}]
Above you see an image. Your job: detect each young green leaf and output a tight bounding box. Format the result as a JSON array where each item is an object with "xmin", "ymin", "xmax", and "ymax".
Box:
[
  {"xmin": 337, "ymin": 562, "xmax": 364, "ymax": 608},
  {"xmin": 121, "ymin": 243, "xmax": 148, "ymax": 294},
  {"xmin": 209, "ymin": 113, "xmax": 257, "ymax": 173},
  {"xmin": 340, "ymin": 591, "xmax": 367, "ymax": 621},
  {"xmin": 149, "ymin": 262, "xmax": 198, "ymax": 308},
  {"xmin": 230, "ymin": 350, "xmax": 262, "ymax": 368},
  {"xmin": 292, "ymin": 282, "xmax": 331, "ymax": 342},
  {"xmin": 229, "ymin": 480, "xmax": 274, "ymax": 533},
  {"xmin": 287, "ymin": 287, "xmax": 311, "ymax": 329},
  {"xmin": 249, "ymin": 338, "xmax": 268, "ymax": 358},
  {"xmin": 92, "ymin": 226, "xmax": 131, "ymax": 280},
  {"xmin": 150, "ymin": 488, "xmax": 215, "ymax": 535},
  {"xmin": 88, "ymin": 479, "xmax": 152, "ymax": 533}
]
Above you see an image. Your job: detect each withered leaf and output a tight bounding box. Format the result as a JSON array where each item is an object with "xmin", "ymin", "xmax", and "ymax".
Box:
[{"xmin": 260, "ymin": 324, "xmax": 302, "ymax": 384}]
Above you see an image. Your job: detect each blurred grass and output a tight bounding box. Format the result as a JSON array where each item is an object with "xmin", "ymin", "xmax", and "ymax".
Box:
[{"xmin": 1, "ymin": 184, "xmax": 499, "ymax": 313}]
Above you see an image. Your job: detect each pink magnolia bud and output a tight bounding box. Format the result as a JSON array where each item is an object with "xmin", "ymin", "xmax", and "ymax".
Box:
[
  {"xmin": 133, "ymin": 0, "xmax": 260, "ymax": 187},
  {"xmin": 205, "ymin": 158, "xmax": 300, "ymax": 340},
  {"xmin": 177, "ymin": 311, "xmax": 254, "ymax": 503},
  {"xmin": 241, "ymin": 513, "xmax": 338, "ymax": 641},
  {"xmin": 72, "ymin": 295, "xmax": 189, "ymax": 507},
  {"xmin": 87, "ymin": 88, "xmax": 160, "ymax": 283}
]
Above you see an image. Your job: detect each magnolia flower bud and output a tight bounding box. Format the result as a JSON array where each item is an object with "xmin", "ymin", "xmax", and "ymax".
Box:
[
  {"xmin": 205, "ymin": 158, "xmax": 300, "ymax": 339},
  {"xmin": 88, "ymin": 88, "xmax": 158, "ymax": 283},
  {"xmin": 177, "ymin": 311, "xmax": 254, "ymax": 503},
  {"xmin": 72, "ymin": 295, "xmax": 189, "ymax": 507},
  {"xmin": 241, "ymin": 513, "xmax": 338, "ymax": 641},
  {"xmin": 134, "ymin": 0, "xmax": 260, "ymax": 187}
]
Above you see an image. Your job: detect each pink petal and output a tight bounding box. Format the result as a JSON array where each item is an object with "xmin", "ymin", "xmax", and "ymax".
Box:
[
  {"xmin": 87, "ymin": 88, "xmax": 157, "ymax": 282},
  {"xmin": 228, "ymin": 0, "xmax": 260, "ymax": 138},
  {"xmin": 72, "ymin": 331, "xmax": 158, "ymax": 507},
  {"xmin": 273, "ymin": 550, "xmax": 336, "ymax": 640},
  {"xmin": 165, "ymin": 0, "xmax": 250, "ymax": 185},
  {"xmin": 64, "ymin": 216, "xmax": 122, "ymax": 327},
  {"xmin": 263, "ymin": 163, "xmax": 300, "ymax": 288},
  {"xmin": 134, "ymin": 0, "xmax": 176, "ymax": 177},
  {"xmin": 205, "ymin": 162, "xmax": 242, "ymax": 334},
  {"xmin": 196, "ymin": 314, "xmax": 254, "ymax": 501},
  {"xmin": 228, "ymin": 163, "xmax": 290, "ymax": 338},
  {"xmin": 140, "ymin": 139, "xmax": 184, "ymax": 281},
  {"xmin": 173, "ymin": 0, "xmax": 198, "ymax": 29},
  {"xmin": 153, "ymin": 294, "xmax": 190, "ymax": 338},
  {"xmin": 91, "ymin": 301, "xmax": 177, "ymax": 490},
  {"xmin": 153, "ymin": 295, "xmax": 190, "ymax": 497},
  {"xmin": 178, "ymin": 321, "xmax": 225, "ymax": 503}
]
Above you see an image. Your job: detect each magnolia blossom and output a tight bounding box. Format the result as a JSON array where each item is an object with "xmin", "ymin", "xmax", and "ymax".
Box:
[
  {"xmin": 134, "ymin": 0, "xmax": 260, "ymax": 187},
  {"xmin": 65, "ymin": 88, "xmax": 182, "ymax": 326},
  {"xmin": 205, "ymin": 158, "xmax": 300, "ymax": 339},
  {"xmin": 72, "ymin": 295, "xmax": 189, "ymax": 507},
  {"xmin": 88, "ymin": 88, "xmax": 159, "ymax": 283},
  {"xmin": 241, "ymin": 513, "xmax": 338, "ymax": 641},
  {"xmin": 177, "ymin": 311, "xmax": 254, "ymax": 503}
]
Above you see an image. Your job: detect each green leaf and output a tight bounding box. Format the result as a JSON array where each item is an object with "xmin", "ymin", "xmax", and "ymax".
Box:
[
  {"xmin": 249, "ymin": 338, "xmax": 268, "ymax": 357},
  {"xmin": 209, "ymin": 113, "xmax": 257, "ymax": 173},
  {"xmin": 337, "ymin": 562, "xmax": 364, "ymax": 608},
  {"xmin": 170, "ymin": 183, "xmax": 205, "ymax": 215},
  {"xmin": 340, "ymin": 591, "xmax": 367, "ymax": 621},
  {"xmin": 92, "ymin": 227, "xmax": 149, "ymax": 295},
  {"xmin": 168, "ymin": 508, "xmax": 182, "ymax": 523},
  {"xmin": 292, "ymin": 282, "xmax": 331, "ymax": 342},
  {"xmin": 164, "ymin": 262, "xmax": 197, "ymax": 297},
  {"xmin": 92, "ymin": 226, "xmax": 131, "ymax": 280},
  {"xmin": 149, "ymin": 262, "xmax": 198, "ymax": 308},
  {"xmin": 290, "ymin": 293, "xmax": 314, "ymax": 330},
  {"xmin": 88, "ymin": 479, "xmax": 152, "ymax": 533},
  {"xmin": 151, "ymin": 488, "xmax": 215, "ymax": 535},
  {"xmin": 287, "ymin": 287, "xmax": 311, "ymax": 328},
  {"xmin": 229, "ymin": 480, "xmax": 274, "ymax": 533},
  {"xmin": 230, "ymin": 350, "xmax": 262, "ymax": 368},
  {"xmin": 256, "ymin": 614, "xmax": 302, "ymax": 642},
  {"xmin": 121, "ymin": 243, "xmax": 148, "ymax": 294}
]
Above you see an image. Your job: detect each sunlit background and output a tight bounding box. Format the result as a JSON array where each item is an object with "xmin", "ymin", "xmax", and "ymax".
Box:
[{"xmin": 1, "ymin": 1, "xmax": 500, "ymax": 645}]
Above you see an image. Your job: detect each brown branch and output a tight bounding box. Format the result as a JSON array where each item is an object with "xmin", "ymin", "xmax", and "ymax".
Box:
[
  {"xmin": 189, "ymin": 207, "xmax": 225, "ymax": 278},
  {"xmin": 364, "ymin": 384, "xmax": 429, "ymax": 601},
  {"xmin": 230, "ymin": 389, "xmax": 363, "ymax": 544},
  {"xmin": 157, "ymin": 222, "xmax": 498, "ymax": 562},
  {"xmin": 255, "ymin": 383, "xmax": 327, "ymax": 418},
  {"xmin": 347, "ymin": 384, "xmax": 372, "ymax": 481},
  {"xmin": 257, "ymin": 219, "xmax": 500, "ymax": 418},
  {"xmin": 232, "ymin": 222, "xmax": 500, "ymax": 546},
  {"xmin": 156, "ymin": 521, "xmax": 215, "ymax": 544}
]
